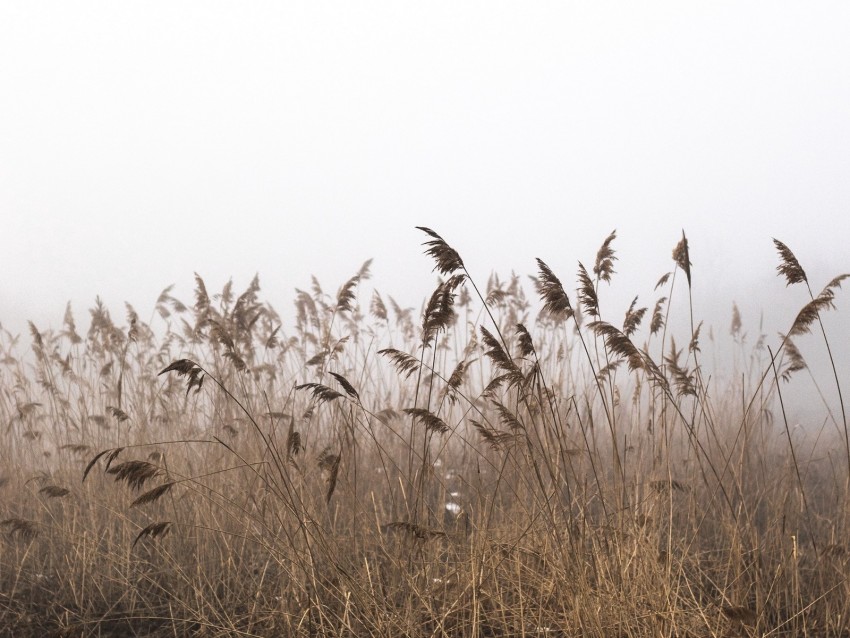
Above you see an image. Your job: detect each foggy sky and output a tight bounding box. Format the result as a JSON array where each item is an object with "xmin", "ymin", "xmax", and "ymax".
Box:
[{"xmin": 2, "ymin": 2, "xmax": 848, "ymax": 390}]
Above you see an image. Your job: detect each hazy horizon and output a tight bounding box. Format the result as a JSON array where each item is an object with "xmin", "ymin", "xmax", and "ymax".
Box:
[{"xmin": 2, "ymin": 2, "xmax": 848, "ymax": 379}]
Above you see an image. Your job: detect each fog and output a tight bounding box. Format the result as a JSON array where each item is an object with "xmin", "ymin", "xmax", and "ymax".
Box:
[{"xmin": 2, "ymin": 3, "xmax": 848, "ymax": 418}]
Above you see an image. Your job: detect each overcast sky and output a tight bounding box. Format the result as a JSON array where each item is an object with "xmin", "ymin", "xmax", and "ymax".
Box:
[{"xmin": 2, "ymin": 2, "xmax": 848, "ymax": 367}]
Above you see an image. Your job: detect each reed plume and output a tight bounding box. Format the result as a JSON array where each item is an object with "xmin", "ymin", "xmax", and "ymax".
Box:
[
  {"xmin": 773, "ymin": 238, "xmax": 807, "ymax": 285},
  {"xmin": 672, "ymin": 231, "xmax": 691, "ymax": 286},
  {"xmin": 593, "ymin": 229, "xmax": 617, "ymax": 282},
  {"xmin": 133, "ymin": 521, "xmax": 172, "ymax": 548},
  {"xmin": 534, "ymin": 258, "xmax": 574, "ymax": 320},
  {"xmin": 403, "ymin": 408, "xmax": 450, "ymax": 435},
  {"xmin": 416, "ymin": 226, "xmax": 464, "ymax": 275}
]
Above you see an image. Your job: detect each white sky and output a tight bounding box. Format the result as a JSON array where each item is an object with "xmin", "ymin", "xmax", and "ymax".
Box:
[{"xmin": 2, "ymin": 2, "xmax": 849, "ymax": 358}]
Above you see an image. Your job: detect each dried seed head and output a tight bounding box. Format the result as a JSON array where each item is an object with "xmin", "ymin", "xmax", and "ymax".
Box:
[
  {"xmin": 416, "ymin": 227, "xmax": 465, "ymax": 275},
  {"xmin": 773, "ymin": 239, "xmax": 807, "ymax": 286},
  {"xmin": 672, "ymin": 231, "xmax": 691, "ymax": 287}
]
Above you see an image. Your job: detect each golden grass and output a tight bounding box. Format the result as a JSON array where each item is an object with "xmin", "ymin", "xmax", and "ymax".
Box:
[{"xmin": 0, "ymin": 229, "xmax": 848, "ymax": 637}]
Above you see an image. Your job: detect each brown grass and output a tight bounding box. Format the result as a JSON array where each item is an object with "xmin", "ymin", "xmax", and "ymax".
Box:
[{"xmin": 0, "ymin": 229, "xmax": 847, "ymax": 637}]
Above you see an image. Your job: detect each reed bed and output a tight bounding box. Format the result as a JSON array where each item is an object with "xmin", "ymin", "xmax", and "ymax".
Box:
[{"xmin": 0, "ymin": 228, "xmax": 848, "ymax": 637}]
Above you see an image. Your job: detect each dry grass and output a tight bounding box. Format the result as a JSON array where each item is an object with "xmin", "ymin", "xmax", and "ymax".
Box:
[{"xmin": 0, "ymin": 229, "xmax": 848, "ymax": 637}]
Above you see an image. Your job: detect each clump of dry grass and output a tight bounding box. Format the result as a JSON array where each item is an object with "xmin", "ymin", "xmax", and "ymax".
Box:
[
  {"xmin": 0, "ymin": 229, "xmax": 847, "ymax": 637},
  {"xmin": 1, "ymin": 518, "xmax": 38, "ymax": 541}
]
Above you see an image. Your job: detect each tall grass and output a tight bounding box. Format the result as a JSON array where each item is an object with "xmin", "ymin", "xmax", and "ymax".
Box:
[{"xmin": 0, "ymin": 229, "xmax": 847, "ymax": 637}]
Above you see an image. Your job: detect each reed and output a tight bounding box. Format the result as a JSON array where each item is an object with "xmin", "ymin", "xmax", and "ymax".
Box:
[{"xmin": 0, "ymin": 228, "xmax": 847, "ymax": 637}]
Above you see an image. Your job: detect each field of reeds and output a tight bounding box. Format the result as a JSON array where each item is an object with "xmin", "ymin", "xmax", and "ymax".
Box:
[{"xmin": 1, "ymin": 228, "xmax": 848, "ymax": 637}]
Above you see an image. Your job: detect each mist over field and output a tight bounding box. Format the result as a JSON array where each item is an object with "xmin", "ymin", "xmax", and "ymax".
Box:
[
  {"xmin": 2, "ymin": 2, "xmax": 849, "ymax": 346},
  {"xmin": 2, "ymin": 224, "xmax": 849, "ymax": 636},
  {"xmin": 4, "ymin": 227, "xmax": 846, "ymax": 428},
  {"xmin": 2, "ymin": 3, "xmax": 850, "ymax": 636}
]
